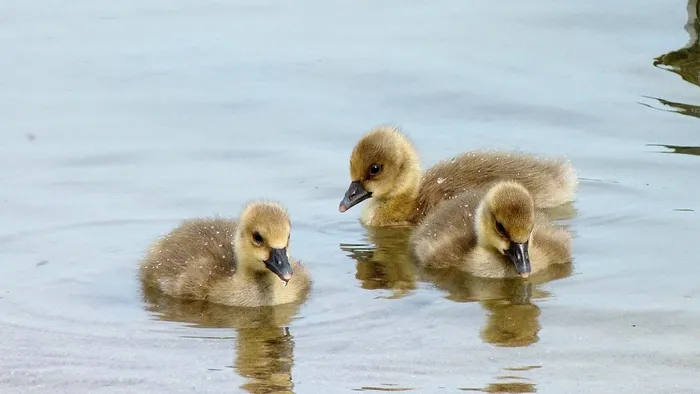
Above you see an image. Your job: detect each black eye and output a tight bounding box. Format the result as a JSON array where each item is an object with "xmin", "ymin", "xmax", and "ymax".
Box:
[
  {"xmin": 495, "ymin": 222, "xmax": 507, "ymax": 236},
  {"xmin": 252, "ymin": 231, "xmax": 264, "ymax": 245},
  {"xmin": 369, "ymin": 164, "xmax": 382, "ymax": 176}
]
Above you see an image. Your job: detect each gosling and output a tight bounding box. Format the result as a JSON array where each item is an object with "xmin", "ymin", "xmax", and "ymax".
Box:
[
  {"xmin": 339, "ymin": 125, "xmax": 577, "ymax": 227},
  {"xmin": 411, "ymin": 181, "xmax": 572, "ymax": 279},
  {"xmin": 139, "ymin": 201, "xmax": 311, "ymax": 307}
]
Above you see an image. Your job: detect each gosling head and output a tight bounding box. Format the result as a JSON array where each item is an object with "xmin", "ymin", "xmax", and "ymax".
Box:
[
  {"xmin": 339, "ymin": 125, "xmax": 421, "ymax": 212},
  {"xmin": 475, "ymin": 181, "xmax": 535, "ymax": 278},
  {"xmin": 235, "ymin": 201, "xmax": 293, "ymax": 285}
]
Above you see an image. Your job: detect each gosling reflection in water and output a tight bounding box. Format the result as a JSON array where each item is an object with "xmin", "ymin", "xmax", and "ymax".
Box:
[
  {"xmin": 424, "ymin": 263, "xmax": 572, "ymax": 347},
  {"xmin": 462, "ymin": 381, "xmax": 536, "ymax": 393},
  {"xmin": 141, "ymin": 285, "xmax": 302, "ymax": 394},
  {"xmin": 236, "ymin": 327, "xmax": 295, "ymax": 394},
  {"xmin": 339, "ymin": 226, "xmax": 417, "ymax": 299},
  {"xmin": 461, "ymin": 366, "xmax": 540, "ymax": 393},
  {"xmin": 481, "ymin": 297, "xmax": 541, "ymax": 348}
]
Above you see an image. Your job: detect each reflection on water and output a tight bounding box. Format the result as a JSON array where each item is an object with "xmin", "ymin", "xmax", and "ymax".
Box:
[
  {"xmin": 236, "ymin": 327, "xmax": 295, "ymax": 394},
  {"xmin": 141, "ymin": 285, "xmax": 302, "ymax": 393},
  {"xmin": 640, "ymin": 96, "xmax": 700, "ymax": 119},
  {"xmin": 340, "ymin": 226, "xmax": 417, "ymax": 299},
  {"xmin": 480, "ymin": 300, "xmax": 541, "ymax": 348},
  {"xmin": 432, "ymin": 265, "xmax": 571, "ymax": 347},
  {"xmin": 141, "ymin": 285, "xmax": 303, "ymax": 329},
  {"xmin": 344, "ymin": 225, "xmax": 572, "ymax": 348},
  {"xmin": 354, "ymin": 384, "xmax": 415, "ymax": 392},
  {"xmin": 423, "ymin": 269, "xmax": 552, "ymax": 305},
  {"xmin": 652, "ymin": 0, "xmax": 700, "ymax": 116},
  {"xmin": 647, "ymin": 143, "xmax": 700, "ymax": 157},
  {"xmin": 461, "ymin": 381, "xmax": 536, "ymax": 393},
  {"xmin": 654, "ymin": 0, "xmax": 700, "ymax": 86},
  {"xmin": 424, "ymin": 257, "xmax": 572, "ymax": 347},
  {"xmin": 461, "ymin": 366, "xmax": 540, "ymax": 393}
]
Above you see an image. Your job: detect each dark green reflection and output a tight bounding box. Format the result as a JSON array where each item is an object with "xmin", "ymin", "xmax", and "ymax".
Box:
[
  {"xmin": 641, "ymin": 96, "xmax": 700, "ymax": 119},
  {"xmin": 654, "ymin": 0, "xmax": 700, "ymax": 86},
  {"xmin": 141, "ymin": 285, "xmax": 303, "ymax": 393},
  {"xmin": 651, "ymin": 0, "xmax": 700, "ymax": 117},
  {"xmin": 648, "ymin": 143, "xmax": 700, "ymax": 156},
  {"xmin": 340, "ymin": 225, "xmax": 417, "ymax": 298}
]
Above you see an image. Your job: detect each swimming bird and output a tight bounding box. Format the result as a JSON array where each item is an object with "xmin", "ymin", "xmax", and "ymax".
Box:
[
  {"xmin": 410, "ymin": 181, "xmax": 572, "ymax": 278},
  {"xmin": 139, "ymin": 201, "xmax": 311, "ymax": 307},
  {"xmin": 339, "ymin": 125, "xmax": 577, "ymax": 227}
]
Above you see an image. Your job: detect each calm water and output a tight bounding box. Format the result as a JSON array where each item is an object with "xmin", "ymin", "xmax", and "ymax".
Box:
[{"xmin": 1, "ymin": 1, "xmax": 699, "ymax": 393}]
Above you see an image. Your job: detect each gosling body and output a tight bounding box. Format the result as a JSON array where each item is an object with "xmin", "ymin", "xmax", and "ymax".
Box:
[
  {"xmin": 339, "ymin": 126, "xmax": 577, "ymax": 227},
  {"xmin": 411, "ymin": 181, "xmax": 572, "ymax": 278},
  {"xmin": 139, "ymin": 202, "xmax": 311, "ymax": 307}
]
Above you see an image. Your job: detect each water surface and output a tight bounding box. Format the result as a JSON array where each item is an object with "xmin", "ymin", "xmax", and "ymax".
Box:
[{"xmin": 1, "ymin": 0, "xmax": 699, "ymax": 393}]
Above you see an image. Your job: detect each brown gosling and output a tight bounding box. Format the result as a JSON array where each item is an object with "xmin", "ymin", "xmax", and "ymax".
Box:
[
  {"xmin": 139, "ymin": 201, "xmax": 311, "ymax": 307},
  {"xmin": 338, "ymin": 125, "xmax": 577, "ymax": 227},
  {"xmin": 410, "ymin": 181, "xmax": 572, "ymax": 279}
]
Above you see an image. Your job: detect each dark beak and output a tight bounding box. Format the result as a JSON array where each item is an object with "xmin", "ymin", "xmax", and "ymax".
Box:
[
  {"xmin": 505, "ymin": 241, "xmax": 531, "ymax": 278},
  {"xmin": 338, "ymin": 180, "xmax": 372, "ymax": 212},
  {"xmin": 264, "ymin": 248, "xmax": 293, "ymax": 284}
]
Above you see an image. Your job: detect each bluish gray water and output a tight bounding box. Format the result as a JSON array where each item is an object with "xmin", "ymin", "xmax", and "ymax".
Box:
[{"xmin": 1, "ymin": 1, "xmax": 699, "ymax": 393}]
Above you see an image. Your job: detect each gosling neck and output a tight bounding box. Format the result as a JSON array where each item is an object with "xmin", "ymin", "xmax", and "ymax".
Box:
[
  {"xmin": 473, "ymin": 199, "xmax": 494, "ymax": 251},
  {"xmin": 363, "ymin": 176, "xmax": 420, "ymax": 227},
  {"xmin": 233, "ymin": 232, "xmax": 262, "ymax": 277}
]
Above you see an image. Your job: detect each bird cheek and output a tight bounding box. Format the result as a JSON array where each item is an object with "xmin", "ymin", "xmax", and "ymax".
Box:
[
  {"xmin": 366, "ymin": 180, "xmax": 384, "ymax": 195},
  {"xmin": 244, "ymin": 243, "xmax": 259, "ymax": 256},
  {"xmin": 496, "ymin": 239, "xmax": 509, "ymax": 255},
  {"xmin": 249, "ymin": 248, "xmax": 264, "ymax": 263}
]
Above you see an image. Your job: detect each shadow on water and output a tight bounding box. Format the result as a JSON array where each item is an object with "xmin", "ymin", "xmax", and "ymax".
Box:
[
  {"xmin": 339, "ymin": 225, "xmax": 418, "ymax": 299},
  {"xmin": 141, "ymin": 285, "xmax": 302, "ymax": 394},
  {"xmin": 648, "ymin": 0, "xmax": 700, "ymax": 118}
]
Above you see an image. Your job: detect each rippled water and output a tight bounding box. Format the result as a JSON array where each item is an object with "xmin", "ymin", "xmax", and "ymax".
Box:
[{"xmin": 1, "ymin": 0, "xmax": 699, "ymax": 393}]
